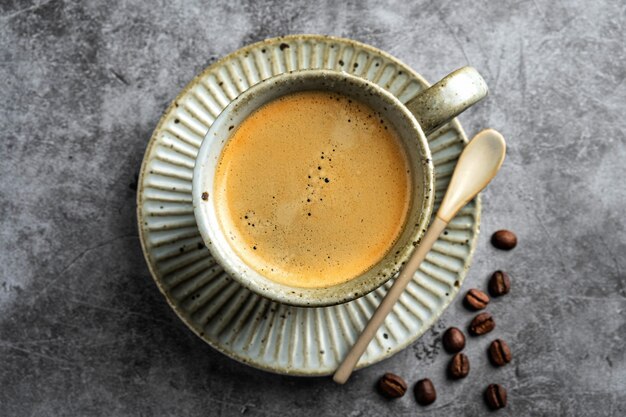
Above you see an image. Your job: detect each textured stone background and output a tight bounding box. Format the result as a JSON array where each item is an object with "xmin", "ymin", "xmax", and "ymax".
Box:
[{"xmin": 1, "ymin": 0, "xmax": 625, "ymax": 415}]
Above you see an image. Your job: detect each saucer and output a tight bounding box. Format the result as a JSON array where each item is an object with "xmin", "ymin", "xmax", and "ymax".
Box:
[{"xmin": 137, "ymin": 34, "xmax": 480, "ymax": 376}]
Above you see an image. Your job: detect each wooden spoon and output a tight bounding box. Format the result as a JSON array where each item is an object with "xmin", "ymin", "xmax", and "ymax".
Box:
[{"xmin": 333, "ymin": 129, "xmax": 506, "ymax": 384}]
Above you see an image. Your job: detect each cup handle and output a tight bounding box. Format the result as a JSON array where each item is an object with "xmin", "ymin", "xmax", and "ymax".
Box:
[{"xmin": 405, "ymin": 66, "xmax": 488, "ymax": 135}]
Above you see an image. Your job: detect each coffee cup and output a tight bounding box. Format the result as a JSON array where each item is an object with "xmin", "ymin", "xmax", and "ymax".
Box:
[{"xmin": 193, "ymin": 67, "xmax": 487, "ymax": 307}]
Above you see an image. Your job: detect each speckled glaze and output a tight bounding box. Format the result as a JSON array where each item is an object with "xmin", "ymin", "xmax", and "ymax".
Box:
[
  {"xmin": 137, "ymin": 34, "xmax": 481, "ymax": 375},
  {"xmin": 192, "ymin": 70, "xmax": 435, "ymax": 307}
]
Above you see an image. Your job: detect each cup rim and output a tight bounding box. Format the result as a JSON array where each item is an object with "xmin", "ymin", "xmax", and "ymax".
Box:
[{"xmin": 192, "ymin": 69, "xmax": 435, "ymax": 307}]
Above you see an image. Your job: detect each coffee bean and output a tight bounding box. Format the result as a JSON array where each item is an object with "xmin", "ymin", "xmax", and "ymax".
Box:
[
  {"xmin": 448, "ymin": 352, "xmax": 470, "ymax": 379},
  {"xmin": 442, "ymin": 327, "xmax": 466, "ymax": 353},
  {"xmin": 488, "ymin": 339, "xmax": 512, "ymax": 366},
  {"xmin": 378, "ymin": 373, "xmax": 407, "ymax": 398},
  {"xmin": 491, "ymin": 230, "xmax": 517, "ymax": 250},
  {"xmin": 489, "ymin": 271, "xmax": 511, "ymax": 297},
  {"xmin": 464, "ymin": 288, "xmax": 490, "ymax": 310},
  {"xmin": 469, "ymin": 312, "xmax": 495, "ymax": 336},
  {"xmin": 484, "ymin": 384, "xmax": 507, "ymax": 410},
  {"xmin": 414, "ymin": 379, "xmax": 436, "ymax": 406}
]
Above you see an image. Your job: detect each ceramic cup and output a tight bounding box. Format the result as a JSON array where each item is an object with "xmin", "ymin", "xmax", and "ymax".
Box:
[{"xmin": 192, "ymin": 67, "xmax": 487, "ymax": 307}]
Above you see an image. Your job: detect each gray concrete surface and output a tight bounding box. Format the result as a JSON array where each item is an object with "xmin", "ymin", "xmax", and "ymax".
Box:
[{"xmin": 1, "ymin": 0, "xmax": 625, "ymax": 415}]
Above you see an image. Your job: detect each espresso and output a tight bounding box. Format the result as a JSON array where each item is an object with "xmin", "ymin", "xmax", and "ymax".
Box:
[{"xmin": 214, "ymin": 91, "xmax": 411, "ymax": 289}]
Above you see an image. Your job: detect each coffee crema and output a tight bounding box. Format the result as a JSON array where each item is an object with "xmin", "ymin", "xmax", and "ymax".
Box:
[{"xmin": 214, "ymin": 91, "xmax": 412, "ymax": 289}]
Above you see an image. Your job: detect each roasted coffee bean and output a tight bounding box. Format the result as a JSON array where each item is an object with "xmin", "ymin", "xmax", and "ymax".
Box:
[
  {"xmin": 448, "ymin": 352, "xmax": 470, "ymax": 379},
  {"xmin": 464, "ymin": 288, "xmax": 490, "ymax": 310},
  {"xmin": 442, "ymin": 327, "xmax": 466, "ymax": 353},
  {"xmin": 469, "ymin": 312, "xmax": 495, "ymax": 336},
  {"xmin": 489, "ymin": 271, "xmax": 511, "ymax": 297},
  {"xmin": 491, "ymin": 230, "xmax": 517, "ymax": 250},
  {"xmin": 484, "ymin": 384, "xmax": 507, "ymax": 410},
  {"xmin": 378, "ymin": 373, "xmax": 407, "ymax": 398},
  {"xmin": 414, "ymin": 378, "xmax": 436, "ymax": 406},
  {"xmin": 488, "ymin": 339, "xmax": 512, "ymax": 366}
]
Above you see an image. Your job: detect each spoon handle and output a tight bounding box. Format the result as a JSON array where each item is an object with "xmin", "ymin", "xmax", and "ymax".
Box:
[{"xmin": 332, "ymin": 216, "xmax": 448, "ymax": 384}]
